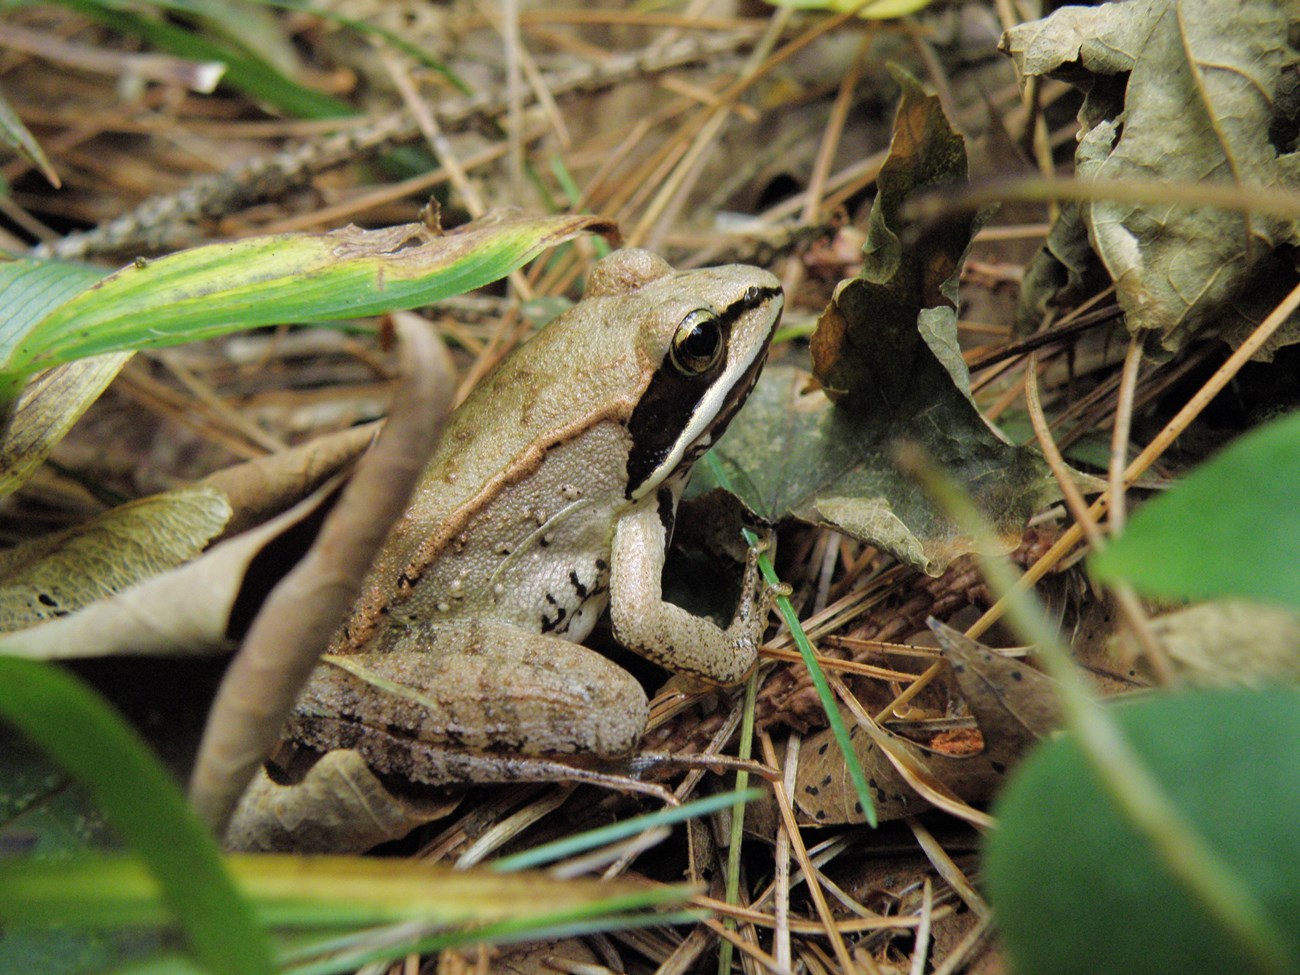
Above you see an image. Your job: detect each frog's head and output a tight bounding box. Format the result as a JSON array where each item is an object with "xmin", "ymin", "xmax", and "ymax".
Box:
[{"xmin": 586, "ymin": 249, "xmax": 783, "ymax": 501}]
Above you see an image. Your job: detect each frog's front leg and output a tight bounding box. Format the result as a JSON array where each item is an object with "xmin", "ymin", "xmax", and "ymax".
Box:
[
  {"xmin": 290, "ymin": 620, "xmax": 650, "ymax": 785},
  {"xmin": 608, "ymin": 490, "xmax": 765, "ymax": 686}
]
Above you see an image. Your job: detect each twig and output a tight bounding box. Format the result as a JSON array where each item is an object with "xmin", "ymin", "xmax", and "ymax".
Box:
[
  {"xmin": 35, "ymin": 32, "xmax": 755, "ymax": 260},
  {"xmin": 0, "ymin": 21, "xmax": 223, "ymax": 92},
  {"xmin": 1024, "ymin": 351, "xmax": 1175, "ymax": 683},
  {"xmin": 1108, "ymin": 333, "xmax": 1145, "ymax": 533}
]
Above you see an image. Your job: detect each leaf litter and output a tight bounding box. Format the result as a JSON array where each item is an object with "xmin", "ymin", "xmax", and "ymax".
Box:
[{"xmin": 2, "ymin": 4, "xmax": 1298, "ymax": 974}]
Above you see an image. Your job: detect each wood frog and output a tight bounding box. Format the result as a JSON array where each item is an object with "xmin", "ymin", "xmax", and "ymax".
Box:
[{"xmin": 287, "ymin": 249, "xmax": 783, "ymax": 787}]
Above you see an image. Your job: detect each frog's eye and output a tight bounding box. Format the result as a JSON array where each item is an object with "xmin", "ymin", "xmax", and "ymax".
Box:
[{"xmin": 670, "ymin": 309, "xmax": 724, "ymax": 375}]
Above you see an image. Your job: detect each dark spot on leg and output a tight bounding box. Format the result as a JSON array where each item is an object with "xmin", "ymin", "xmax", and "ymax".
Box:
[{"xmin": 569, "ymin": 570, "xmax": 589, "ymax": 598}]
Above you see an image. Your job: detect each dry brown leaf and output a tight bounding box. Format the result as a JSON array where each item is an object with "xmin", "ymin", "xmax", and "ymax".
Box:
[
  {"xmin": 0, "ymin": 477, "xmax": 341, "ymax": 659},
  {"xmin": 223, "ymin": 749, "xmax": 460, "ymax": 853},
  {"xmin": 0, "ymin": 352, "xmax": 131, "ymax": 499},
  {"xmin": 1005, "ymin": 0, "xmax": 1300, "ymax": 356},
  {"xmin": 201, "ymin": 422, "xmax": 378, "ymax": 539},
  {"xmin": 0, "ymin": 485, "xmax": 230, "ymax": 630},
  {"xmin": 930, "ymin": 618, "xmax": 1059, "ymax": 768}
]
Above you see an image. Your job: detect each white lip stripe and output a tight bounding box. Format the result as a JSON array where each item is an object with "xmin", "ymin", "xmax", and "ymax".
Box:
[{"xmin": 629, "ymin": 292, "xmax": 781, "ymax": 500}]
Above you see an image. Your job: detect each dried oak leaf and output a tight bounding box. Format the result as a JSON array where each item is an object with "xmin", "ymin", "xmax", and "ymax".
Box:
[
  {"xmin": 699, "ymin": 70, "xmax": 1052, "ymax": 574},
  {"xmin": 1004, "ymin": 0, "xmax": 1300, "ymax": 357}
]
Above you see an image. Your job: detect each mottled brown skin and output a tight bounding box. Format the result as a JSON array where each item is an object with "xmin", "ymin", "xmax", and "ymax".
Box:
[{"xmin": 293, "ymin": 249, "xmax": 783, "ymax": 786}]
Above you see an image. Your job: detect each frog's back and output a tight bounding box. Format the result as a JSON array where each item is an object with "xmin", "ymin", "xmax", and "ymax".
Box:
[
  {"xmin": 332, "ymin": 248, "xmax": 781, "ymax": 655},
  {"xmin": 336, "ymin": 276, "xmax": 660, "ymax": 653}
]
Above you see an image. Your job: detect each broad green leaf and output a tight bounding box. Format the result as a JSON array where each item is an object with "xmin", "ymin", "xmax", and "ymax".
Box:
[
  {"xmin": 0, "ymin": 486, "xmax": 232, "ymax": 631},
  {"xmin": 1005, "ymin": 0, "xmax": 1300, "ymax": 356},
  {"xmin": 0, "ymin": 256, "xmax": 109, "ymax": 360},
  {"xmin": 0, "ymin": 657, "xmax": 273, "ymax": 975},
  {"xmin": 697, "ymin": 72, "xmax": 1051, "ymax": 574},
  {"xmin": 1089, "ymin": 411, "xmax": 1300, "ymax": 609},
  {"xmin": 0, "ymin": 733, "xmax": 152, "ymax": 975},
  {"xmin": 986, "ymin": 688, "xmax": 1300, "ymax": 975},
  {"xmin": 0, "ymin": 214, "xmax": 614, "ymax": 409}
]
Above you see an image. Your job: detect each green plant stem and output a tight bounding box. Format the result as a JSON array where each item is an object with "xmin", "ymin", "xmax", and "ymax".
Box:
[{"xmin": 490, "ymin": 789, "xmax": 760, "ymax": 873}]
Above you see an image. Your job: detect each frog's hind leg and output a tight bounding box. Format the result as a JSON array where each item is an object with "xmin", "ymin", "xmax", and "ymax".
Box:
[{"xmin": 290, "ymin": 620, "xmax": 650, "ymax": 787}]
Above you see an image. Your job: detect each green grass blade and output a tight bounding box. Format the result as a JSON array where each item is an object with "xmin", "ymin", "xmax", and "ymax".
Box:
[
  {"xmin": 717, "ymin": 669, "xmax": 759, "ymax": 975},
  {"xmin": 0, "ymin": 851, "xmax": 697, "ymax": 975},
  {"xmin": 704, "ymin": 452, "xmax": 879, "ymax": 827},
  {"xmin": 254, "ymin": 0, "xmax": 472, "ymax": 95},
  {"xmin": 490, "ymin": 788, "xmax": 762, "ymax": 872},
  {"xmin": 0, "ymin": 657, "xmax": 274, "ymax": 975},
  {"xmin": 0, "ymin": 853, "xmax": 692, "ymax": 928},
  {"xmin": 0, "ymin": 86, "xmax": 59, "ymax": 186}
]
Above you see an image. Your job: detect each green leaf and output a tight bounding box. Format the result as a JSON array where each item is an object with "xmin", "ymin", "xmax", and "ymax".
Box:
[
  {"xmin": 1089, "ymin": 411, "xmax": 1300, "ymax": 609},
  {"xmin": 0, "ymin": 257, "xmax": 126, "ymax": 499},
  {"xmin": 54, "ymin": 0, "xmax": 352, "ymax": 119},
  {"xmin": 0, "ymin": 214, "xmax": 614, "ymax": 409},
  {"xmin": 986, "ymin": 688, "xmax": 1300, "ymax": 975},
  {"xmin": 0, "ymin": 657, "xmax": 274, "ymax": 975},
  {"xmin": 0, "ymin": 256, "xmax": 109, "ymax": 361}
]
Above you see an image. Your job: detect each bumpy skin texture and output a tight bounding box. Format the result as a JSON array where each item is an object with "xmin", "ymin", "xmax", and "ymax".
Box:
[{"xmin": 295, "ymin": 249, "xmax": 783, "ymax": 780}]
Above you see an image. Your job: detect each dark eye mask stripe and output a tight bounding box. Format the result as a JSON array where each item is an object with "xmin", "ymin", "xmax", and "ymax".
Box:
[{"xmin": 626, "ymin": 285, "xmax": 782, "ymax": 499}]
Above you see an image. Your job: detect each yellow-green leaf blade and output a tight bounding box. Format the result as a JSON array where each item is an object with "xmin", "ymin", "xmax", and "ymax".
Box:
[{"xmin": 2, "ymin": 214, "xmax": 614, "ymax": 405}]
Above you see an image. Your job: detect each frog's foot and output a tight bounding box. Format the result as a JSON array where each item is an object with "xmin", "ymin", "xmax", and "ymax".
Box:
[{"xmin": 737, "ymin": 533, "xmax": 765, "ymax": 599}]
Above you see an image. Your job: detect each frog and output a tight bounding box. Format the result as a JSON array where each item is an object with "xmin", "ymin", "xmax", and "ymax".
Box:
[{"xmin": 285, "ymin": 248, "xmax": 784, "ymax": 789}]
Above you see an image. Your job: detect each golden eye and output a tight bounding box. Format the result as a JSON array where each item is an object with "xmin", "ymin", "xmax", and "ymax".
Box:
[{"xmin": 670, "ymin": 310, "xmax": 723, "ymax": 375}]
